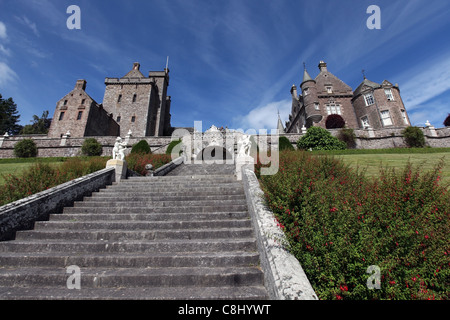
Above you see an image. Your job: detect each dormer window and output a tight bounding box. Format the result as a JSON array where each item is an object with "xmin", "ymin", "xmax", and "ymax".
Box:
[
  {"xmin": 385, "ymin": 89, "xmax": 394, "ymax": 101},
  {"xmin": 364, "ymin": 93, "xmax": 375, "ymax": 106}
]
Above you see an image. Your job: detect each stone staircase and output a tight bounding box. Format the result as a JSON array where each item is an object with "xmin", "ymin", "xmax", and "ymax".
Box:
[{"xmin": 0, "ymin": 164, "xmax": 268, "ymax": 300}]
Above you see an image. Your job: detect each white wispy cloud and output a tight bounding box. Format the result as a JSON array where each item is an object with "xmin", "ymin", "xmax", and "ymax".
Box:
[
  {"xmin": 0, "ymin": 21, "xmax": 7, "ymax": 39},
  {"xmin": 14, "ymin": 16, "xmax": 40, "ymax": 37},
  {"xmin": 232, "ymin": 99, "xmax": 291, "ymax": 131},
  {"xmin": 0, "ymin": 62, "xmax": 18, "ymax": 86}
]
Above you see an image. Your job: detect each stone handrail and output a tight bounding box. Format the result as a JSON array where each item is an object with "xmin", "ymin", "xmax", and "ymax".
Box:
[{"xmin": 0, "ymin": 167, "xmax": 115, "ymax": 241}]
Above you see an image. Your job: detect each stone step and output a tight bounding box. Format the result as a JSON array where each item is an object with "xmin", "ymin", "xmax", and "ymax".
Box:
[
  {"xmin": 0, "ymin": 251, "xmax": 260, "ymax": 268},
  {"xmin": 33, "ymin": 220, "xmax": 252, "ymax": 231},
  {"xmin": 0, "ymin": 285, "xmax": 268, "ymax": 300},
  {"xmin": 62, "ymin": 204, "xmax": 248, "ymax": 214},
  {"xmin": 72, "ymin": 199, "xmax": 247, "ymax": 208},
  {"xmin": 125, "ymin": 175, "xmax": 237, "ymax": 183},
  {"xmin": 48, "ymin": 212, "xmax": 249, "ymax": 222},
  {"xmin": 0, "ymin": 239, "xmax": 257, "ymax": 254},
  {"xmin": 0, "ymin": 266, "xmax": 263, "ymax": 288},
  {"xmin": 95, "ymin": 188, "xmax": 244, "ymax": 197},
  {"xmin": 15, "ymin": 228, "xmax": 255, "ymax": 241},
  {"xmin": 85, "ymin": 194, "xmax": 246, "ymax": 202},
  {"xmin": 105, "ymin": 182, "xmax": 243, "ymax": 190}
]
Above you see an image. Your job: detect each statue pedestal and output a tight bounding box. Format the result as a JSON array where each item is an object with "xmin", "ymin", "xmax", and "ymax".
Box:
[
  {"xmin": 106, "ymin": 159, "xmax": 127, "ymax": 183},
  {"xmin": 235, "ymin": 155, "xmax": 254, "ymax": 181}
]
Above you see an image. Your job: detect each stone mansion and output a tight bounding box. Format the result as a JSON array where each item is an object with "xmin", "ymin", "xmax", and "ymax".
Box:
[
  {"xmin": 48, "ymin": 63, "xmax": 173, "ymax": 139},
  {"xmin": 283, "ymin": 61, "xmax": 411, "ymax": 133}
]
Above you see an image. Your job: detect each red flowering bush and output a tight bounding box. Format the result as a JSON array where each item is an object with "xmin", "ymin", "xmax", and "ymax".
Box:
[
  {"xmin": 259, "ymin": 150, "xmax": 450, "ymax": 300},
  {"xmin": 0, "ymin": 157, "xmax": 109, "ymax": 206},
  {"xmin": 125, "ymin": 153, "xmax": 172, "ymax": 176}
]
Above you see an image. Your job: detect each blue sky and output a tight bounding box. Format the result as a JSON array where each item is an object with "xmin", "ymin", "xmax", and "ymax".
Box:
[{"xmin": 0, "ymin": 0, "xmax": 450, "ymax": 132}]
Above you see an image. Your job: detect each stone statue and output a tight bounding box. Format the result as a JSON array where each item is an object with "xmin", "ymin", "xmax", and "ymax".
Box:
[
  {"xmin": 238, "ymin": 134, "xmax": 252, "ymax": 157},
  {"xmin": 113, "ymin": 137, "xmax": 127, "ymax": 161}
]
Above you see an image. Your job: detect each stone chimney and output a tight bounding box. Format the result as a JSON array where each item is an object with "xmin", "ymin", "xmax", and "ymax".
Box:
[
  {"xmin": 75, "ymin": 79, "xmax": 87, "ymax": 91},
  {"xmin": 133, "ymin": 62, "xmax": 140, "ymax": 71},
  {"xmin": 318, "ymin": 61, "xmax": 328, "ymax": 72}
]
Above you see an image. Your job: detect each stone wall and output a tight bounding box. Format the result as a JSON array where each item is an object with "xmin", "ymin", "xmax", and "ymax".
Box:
[
  {"xmin": 0, "ymin": 135, "xmax": 173, "ymax": 159},
  {"xmin": 281, "ymin": 127, "xmax": 450, "ymax": 150},
  {"xmin": 0, "ymin": 167, "xmax": 115, "ymax": 241}
]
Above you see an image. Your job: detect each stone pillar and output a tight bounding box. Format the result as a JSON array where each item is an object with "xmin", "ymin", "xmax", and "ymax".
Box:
[
  {"xmin": 235, "ymin": 155, "xmax": 254, "ymax": 181},
  {"xmin": 425, "ymin": 121, "xmax": 437, "ymax": 137},
  {"xmin": 60, "ymin": 131, "xmax": 71, "ymax": 146},
  {"xmin": 106, "ymin": 159, "xmax": 127, "ymax": 183},
  {"xmin": 0, "ymin": 133, "xmax": 8, "ymax": 148}
]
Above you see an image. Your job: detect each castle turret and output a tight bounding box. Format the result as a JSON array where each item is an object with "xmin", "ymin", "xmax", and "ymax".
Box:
[{"xmin": 300, "ymin": 65, "xmax": 322, "ymax": 126}]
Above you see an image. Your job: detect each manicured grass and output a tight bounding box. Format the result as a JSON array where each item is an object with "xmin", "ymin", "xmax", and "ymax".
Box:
[
  {"xmin": 336, "ymin": 153, "xmax": 449, "ymax": 186},
  {"xmin": 0, "ymin": 158, "xmax": 65, "ymax": 185}
]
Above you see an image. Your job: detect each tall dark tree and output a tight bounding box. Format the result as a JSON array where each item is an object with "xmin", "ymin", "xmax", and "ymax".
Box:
[
  {"xmin": 20, "ymin": 110, "xmax": 52, "ymax": 135},
  {"xmin": 444, "ymin": 113, "xmax": 450, "ymax": 127},
  {"xmin": 0, "ymin": 94, "xmax": 22, "ymax": 135}
]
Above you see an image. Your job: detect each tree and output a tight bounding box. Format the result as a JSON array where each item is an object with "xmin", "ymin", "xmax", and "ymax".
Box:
[
  {"xmin": 444, "ymin": 114, "xmax": 450, "ymax": 127},
  {"xmin": 20, "ymin": 110, "xmax": 52, "ymax": 135},
  {"xmin": 0, "ymin": 94, "xmax": 22, "ymax": 135}
]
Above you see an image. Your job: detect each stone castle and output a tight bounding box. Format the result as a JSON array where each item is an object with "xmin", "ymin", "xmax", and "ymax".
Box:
[
  {"xmin": 282, "ymin": 61, "xmax": 411, "ymax": 133},
  {"xmin": 47, "ymin": 63, "xmax": 173, "ymax": 139}
]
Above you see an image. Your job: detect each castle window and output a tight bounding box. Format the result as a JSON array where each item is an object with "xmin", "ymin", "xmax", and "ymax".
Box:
[
  {"xmin": 385, "ymin": 89, "xmax": 394, "ymax": 101},
  {"xmin": 326, "ymin": 104, "xmax": 341, "ymax": 115},
  {"xmin": 118, "ymin": 94, "xmax": 122, "ymax": 103},
  {"xmin": 77, "ymin": 111, "xmax": 83, "ymax": 120},
  {"xmin": 364, "ymin": 93, "xmax": 375, "ymax": 106},
  {"xmin": 81, "ymin": 99, "xmax": 86, "ymax": 105},
  {"xmin": 304, "ymin": 88, "xmax": 309, "ymax": 96},
  {"xmin": 361, "ymin": 116, "xmax": 370, "ymax": 128},
  {"xmin": 131, "ymin": 116, "xmax": 136, "ymax": 123},
  {"xmin": 326, "ymin": 86, "xmax": 333, "ymax": 94},
  {"xmin": 132, "ymin": 94, "xmax": 137, "ymax": 103},
  {"xmin": 314, "ymin": 103, "xmax": 320, "ymax": 110},
  {"xmin": 116, "ymin": 116, "xmax": 121, "ymax": 123},
  {"xmin": 59, "ymin": 112, "xmax": 65, "ymax": 121},
  {"xmin": 380, "ymin": 110, "xmax": 393, "ymax": 126},
  {"xmin": 401, "ymin": 109, "xmax": 409, "ymax": 125},
  {"xmin": 63, "ymin": 100, "xmax": 68, "ymax": 106}
]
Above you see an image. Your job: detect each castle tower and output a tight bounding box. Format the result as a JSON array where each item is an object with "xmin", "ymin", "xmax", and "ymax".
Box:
[
  {"xmin": 102, "ymin": 63, "xmax": 172, "ymax": 137},
  {"xmin": 300, "ymin": 65, "xmax": 322, "ymax": 127},
  {"xmin": 352, "ymin": 78, "xmax": 410, "ymax": 129}
]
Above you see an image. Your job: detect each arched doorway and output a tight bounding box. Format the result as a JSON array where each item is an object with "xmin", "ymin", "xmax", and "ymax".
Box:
[{"xmin": 196, "ymin": 146, "xmax": 234, "ymax": 163}]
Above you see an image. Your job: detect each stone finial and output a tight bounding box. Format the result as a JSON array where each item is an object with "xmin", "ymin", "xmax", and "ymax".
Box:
[{"xmin": 425, "ymin": 120, "xmax": 431, "ymax": 127}]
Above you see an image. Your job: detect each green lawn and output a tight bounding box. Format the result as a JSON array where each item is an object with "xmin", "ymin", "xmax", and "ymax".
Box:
[
  {"xmin": 0, "ymin": 158, "xmax": 65, "ymax": 185},
  {"xmin": 336, "ymin": 152, "xmax": 450, "ymax": 186}
]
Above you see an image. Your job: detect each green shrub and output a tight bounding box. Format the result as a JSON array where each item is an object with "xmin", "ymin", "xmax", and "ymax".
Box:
[
  {"xmin": 131, "ymin": 140, "xmax": 151, "ymax": 154},
  {"xmin": 279, "ymin": 136, "xmax": 294, "ymax": 151},
  {"xmin": 81, "ymin": 138, "xmax": 102, "ymax": 156},
  {"xmin": 14, "ymin": 139, "xmax": 38, "ymax": 158},
  {"xmin": 402, "ymin": 126, "xmax": 425, "ymax": 148},
  {"xmin": 259, "ymin": 151, "xmax": 450, "ymax": 300},
  {"xmin": 166, "ymin": 139, "xmax": 182, "ymax": 156},
  {"xmin": 297, "ymin": 126, "xmax": 346, "ymax": 151},
  {"xmin": 338, "ymin": 128, "xmax": 357, "ymax": 149}
]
